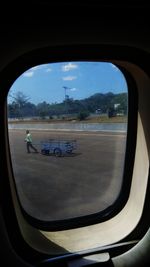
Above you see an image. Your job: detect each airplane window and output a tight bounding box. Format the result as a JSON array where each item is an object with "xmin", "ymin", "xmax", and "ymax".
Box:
[{"xmin": 7, "ymin": 62, "xmax": 128, "ymax": 225}]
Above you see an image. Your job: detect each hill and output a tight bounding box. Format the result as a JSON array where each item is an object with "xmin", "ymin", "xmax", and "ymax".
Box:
[{"xmin": 8, "ymin": 92, "xmax": 127, "ymax": 120}]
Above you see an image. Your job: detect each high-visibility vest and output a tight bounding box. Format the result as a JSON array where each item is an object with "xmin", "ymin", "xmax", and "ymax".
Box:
[{"xmin": 25, "ymin": 133, "xmax": 32, "ymax": 143}]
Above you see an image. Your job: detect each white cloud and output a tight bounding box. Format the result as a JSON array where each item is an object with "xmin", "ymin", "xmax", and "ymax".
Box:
[
  {"xmin": 46, "ymin": 68, "xmax": 52, "ymax": 72},
  {"xmin": 23, "ymin": 64, "xmax": 52, "ymax": 78},
  {"xmin": 23, "ymin": 71, "xmax": 34, "ymax": 77},
  {"xmin": 110, "ymin": 63, "xmax": 119, "ymax": 71},
  {"xmin": 62, "ymin": 62, "xmax": 78, "ymax": 72},
  {"xmin": 23, "ymin": 65, "xmax": 42, "ymax": 77},
  {"xmin": 62, "ymin": 76, "xmax": 77, "ymax": 81},
  {"xmin": 70, "ymin": 88, "xmax": 77, "ymax": 91},
  {"xmin": 30, "ymin": 66, "xmax": 41, "ymax": 71},
  {"xmin": 30, "ymin": 64, "xmax": 51, "ymax": 72}
]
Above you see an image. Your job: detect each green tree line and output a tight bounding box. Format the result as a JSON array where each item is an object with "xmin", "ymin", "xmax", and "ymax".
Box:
[{"xmin": 8, "ymin": 91, "xmax": 127, "ymax": 120}]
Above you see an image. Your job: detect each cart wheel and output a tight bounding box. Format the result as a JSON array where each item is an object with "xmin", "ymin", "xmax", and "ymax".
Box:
[
  {"xmin": 41, "ymin": 149, "xmax": 45, "ymax": 154},
  {"xmin": 41, "ymin": 149, "xmax": 49, "ymax": 155},
  {"xmin": 54, "ymin": 148, "xmax": 62, "ymax": 157}
]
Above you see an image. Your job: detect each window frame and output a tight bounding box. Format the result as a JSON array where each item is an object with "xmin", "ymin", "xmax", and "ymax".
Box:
[
  {"xmin": 0, "ymin": 44, "xmax": 149, "ymax": 262},
  {"xmin": 2, "ymin": 45, "xmax": 138, "ymax": 231}
]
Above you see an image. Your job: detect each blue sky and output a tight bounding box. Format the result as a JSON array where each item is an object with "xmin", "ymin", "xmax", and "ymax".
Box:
[{"xmin": 8, "ymin": 62, "xmax": 127, "ymax": 104}]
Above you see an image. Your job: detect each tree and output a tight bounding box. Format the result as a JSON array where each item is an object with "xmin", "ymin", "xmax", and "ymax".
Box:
[
  {"xmin": 8, "ymin": 91, "xmax": 30, "ymax": 119},
  {"xmin": 77, "ymin": 110, "xmax": 90, "ymax": 121},
  {"xmin": 36, "ymin": 101, "xmax": 50, "ymax": 119}
]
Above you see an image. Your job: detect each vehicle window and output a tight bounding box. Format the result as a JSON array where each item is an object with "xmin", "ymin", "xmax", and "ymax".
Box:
[{"xmin": 7, "ymin": 62, "xmax": 128, "ymax": 223}]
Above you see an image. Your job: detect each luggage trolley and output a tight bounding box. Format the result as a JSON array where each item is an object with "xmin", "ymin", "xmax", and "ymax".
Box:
[{"xmin": 41, "ymin": 139, "xmax": 77, "ymax": 157}]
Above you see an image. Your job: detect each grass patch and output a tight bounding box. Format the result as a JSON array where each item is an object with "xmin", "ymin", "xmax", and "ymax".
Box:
[{"xmin": 8, "ymin": 115, "xmax": 127, "ymax": 124}]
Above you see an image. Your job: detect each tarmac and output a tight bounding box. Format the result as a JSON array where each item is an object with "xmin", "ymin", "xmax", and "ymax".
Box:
[{"xmin": 8, "ymin": 129, "xmax": 126, "ymax": 222}]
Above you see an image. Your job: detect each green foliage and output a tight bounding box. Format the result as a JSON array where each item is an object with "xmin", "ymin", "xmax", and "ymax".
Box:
[
  {"xmin": 77, "ymin": 111, "xmax": 90, "ymax": 121},
  {"xmin": 8, "ymin": 91, "xmax": 128, "ymax": 119}
]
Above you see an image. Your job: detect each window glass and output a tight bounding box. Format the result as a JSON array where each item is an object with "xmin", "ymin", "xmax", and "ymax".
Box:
[{"xmin": 7, "ymin": 62, "xmax": 128, "ymax": 222}]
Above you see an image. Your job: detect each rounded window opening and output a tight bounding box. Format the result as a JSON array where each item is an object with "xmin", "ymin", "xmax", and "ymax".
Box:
[{"xmin": 7, "ymin": 62, "xmax": 128, "ymax": 226}]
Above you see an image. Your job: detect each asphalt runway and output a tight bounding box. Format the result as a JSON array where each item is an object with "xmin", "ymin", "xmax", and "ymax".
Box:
[{"xmin": 8, "ymin": 129, "xmax": 126, "ymax": 222}]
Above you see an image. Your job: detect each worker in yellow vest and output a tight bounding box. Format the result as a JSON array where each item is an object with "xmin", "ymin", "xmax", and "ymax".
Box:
[{"xmin": 25, "ymin": 130, "xmax": 38, "ymax": 153}]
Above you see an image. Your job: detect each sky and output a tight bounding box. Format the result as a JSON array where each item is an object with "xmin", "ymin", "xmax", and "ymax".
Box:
[{"xmin": 8, "ymin": 62, "xmax": 128, "ymax": 104}]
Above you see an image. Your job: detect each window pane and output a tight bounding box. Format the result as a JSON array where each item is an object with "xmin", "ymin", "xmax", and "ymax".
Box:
[{"xmin": 7, "ymin": 62, "xmax": 128, "ymax": 222}]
